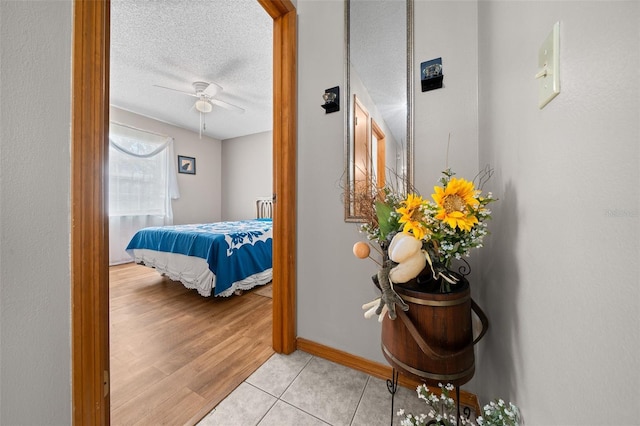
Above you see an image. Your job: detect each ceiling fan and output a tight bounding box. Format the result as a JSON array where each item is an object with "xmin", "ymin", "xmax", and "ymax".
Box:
[{"xmin": 153, "ymin": 81, "xmax": 245, "ymax": 137}]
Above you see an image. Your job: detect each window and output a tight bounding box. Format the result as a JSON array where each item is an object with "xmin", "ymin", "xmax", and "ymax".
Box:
[{"xmin": 108, "ymin": 123, "xmax": 180, "ymax": 264}]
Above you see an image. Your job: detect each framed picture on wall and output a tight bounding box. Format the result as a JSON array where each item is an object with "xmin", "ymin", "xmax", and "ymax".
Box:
[{"xmin": 178, "ymin": 155, "xmax": 196, "ymax": 175}]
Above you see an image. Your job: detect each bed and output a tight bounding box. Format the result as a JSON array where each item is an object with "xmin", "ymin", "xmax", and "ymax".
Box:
[{"xmin": 125, "ymin": 198, "xmax": 274, "ymax": 297}]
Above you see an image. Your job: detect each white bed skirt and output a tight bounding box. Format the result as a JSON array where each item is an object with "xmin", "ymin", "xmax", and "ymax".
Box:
[{"xmin": 130, "ymin": 249, "xmax": 273, "ymax": 297}]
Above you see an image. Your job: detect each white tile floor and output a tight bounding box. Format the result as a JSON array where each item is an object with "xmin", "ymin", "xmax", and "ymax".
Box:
[{"xmin": 197, "ymin": 350, "xmax": 429, "ymax": 426}]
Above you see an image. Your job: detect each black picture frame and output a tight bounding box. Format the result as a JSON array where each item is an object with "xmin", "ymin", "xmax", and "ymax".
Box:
[{"xmin": 177, "ymin": 155, "xmax": 196, "ymax": 175}]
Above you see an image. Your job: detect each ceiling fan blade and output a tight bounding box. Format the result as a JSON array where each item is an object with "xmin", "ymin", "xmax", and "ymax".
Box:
[
  {"xmin": 153, "ymin": 84, "xmax": 198, "ymax": 98},
  {"xmin": 202, "ymin": 81, "xmax": 223, "ymax": 97},
  {"xmin": 210, "ymin": 98, "xmax": 245, "ymax": 113}
]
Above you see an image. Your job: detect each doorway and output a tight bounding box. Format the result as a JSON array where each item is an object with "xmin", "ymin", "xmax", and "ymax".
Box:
[
  {"xmin": 371, "ymin": 118, "xmax": 386, "ymax": 190},
  {"xmin": 353, "ymin": 95, "xmax": 370, "ymax": 217},
  {"xmin": 71, "ymin": 0, "xmax": 297, "ymax": 423}
]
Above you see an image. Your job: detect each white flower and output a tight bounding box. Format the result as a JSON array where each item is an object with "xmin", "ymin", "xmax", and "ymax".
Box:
[{"xmin": 398, "ymin": 383, "xmax": 520, "ymax": 426}]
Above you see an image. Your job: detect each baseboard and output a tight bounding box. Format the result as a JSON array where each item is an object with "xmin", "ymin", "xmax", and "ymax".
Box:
[
  {"xmin": 295, "ymin": 337, "xmax": 480, "ymax": 414},
  {"xmin": 296, "ymin": 337, "xmax": 405, "ymax": 385}
]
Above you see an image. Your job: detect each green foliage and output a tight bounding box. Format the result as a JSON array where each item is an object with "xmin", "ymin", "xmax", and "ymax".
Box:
[{"xmin": 375, "ymin": 200, "xmax": 397, "ymax": 240}]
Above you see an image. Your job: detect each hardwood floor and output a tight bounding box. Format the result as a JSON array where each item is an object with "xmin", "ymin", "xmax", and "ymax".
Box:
[{"xmin": 109, "ymin": 263, "xmax": 274, "ymax": 425}]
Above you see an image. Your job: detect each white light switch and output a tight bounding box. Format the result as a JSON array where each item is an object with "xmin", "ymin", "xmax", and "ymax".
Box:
[{"xmin": 536, "ymin": 22, "xmax": 560, "ymax": 109}]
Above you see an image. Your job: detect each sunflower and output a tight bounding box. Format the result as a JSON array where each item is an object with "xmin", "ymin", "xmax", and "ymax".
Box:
[
  {"xmin": 432, "ymin": 177, "xmax": 480, "ymax": 231},
  {"xmin": 396, "ymin": 193, "xmax": 429, "ymax": 239}
]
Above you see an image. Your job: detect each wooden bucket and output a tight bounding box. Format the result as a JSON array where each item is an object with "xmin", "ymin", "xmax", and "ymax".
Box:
[{"xmin": 381, "ymin": 276, "xmax": 488, "ymax": 387}]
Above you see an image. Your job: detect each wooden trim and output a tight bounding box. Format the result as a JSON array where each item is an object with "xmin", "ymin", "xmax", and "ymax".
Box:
[
  {"xmin": 371, "ymin": 118, "xmax": 385, "ymax": 189},
  {"xmin": 258, "ymin": 0, "xmax": 296, "ymax": 18},
  {"xmin": 297, "ymin": 338, "xmax": 391, "ymax": 381},
  {"xmin": 270, "ymin": 2, "xmax": 297, "ymax": 354},
  {"xmin": 71, "ymin": 1, "xmax": 111, "ymax": 424},
  {"xmin": 296, "ymin": 338, "xmax": 481, "ymax": 415},
  {"xmin": 71, "ymin": 0, "xmax": 298, "ymax": 421}
]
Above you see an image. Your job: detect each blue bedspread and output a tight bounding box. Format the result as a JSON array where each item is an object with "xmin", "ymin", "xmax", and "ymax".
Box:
[{"xmin": 126, "ymin": 219, "xmax": 273, "ymax": 296}]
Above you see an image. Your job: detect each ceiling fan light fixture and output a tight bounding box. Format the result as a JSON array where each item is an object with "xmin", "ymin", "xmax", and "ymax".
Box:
[{"xmin": 195, "ymin": 99, "xmax": 213, "ymax": 113}]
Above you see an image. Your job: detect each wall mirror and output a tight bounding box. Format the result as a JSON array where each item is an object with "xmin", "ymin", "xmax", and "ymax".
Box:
[{"xmin": 344, "ymin": 0, "xmax": 414, "ymax": 222}]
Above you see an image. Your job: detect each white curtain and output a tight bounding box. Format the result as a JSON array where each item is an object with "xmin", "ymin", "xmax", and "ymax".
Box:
[{"xmin": 108, "ymin": 122, "xmax": 180, "ymax": 265}]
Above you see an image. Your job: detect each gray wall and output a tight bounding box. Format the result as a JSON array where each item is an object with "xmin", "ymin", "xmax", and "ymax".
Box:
[
  {"xmin": 0, "ymin": 1, "xmax": 72, "ymax": 424},
  {"xmin": 297, "ymin": 0, "xmax": 386, "ymax": 363},
  {"xmin": 474, "ymin": 1, "xmax": 639, "ymax": 424},
  {"xmin": 413, "ymin": 1, "xmax": 480, "ymax": 190},
  {"xmin": 221, "ymin": 131, "xmax": 273, "ymax": 220}
]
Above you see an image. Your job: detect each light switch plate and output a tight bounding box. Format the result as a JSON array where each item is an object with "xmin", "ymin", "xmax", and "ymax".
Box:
[{"xmin": 538, "ymin": 22, "xmax": 560, "ymax": 109}]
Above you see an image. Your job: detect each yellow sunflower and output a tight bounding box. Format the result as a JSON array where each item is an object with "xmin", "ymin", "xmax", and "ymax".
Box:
[
  {"xmin": 396, "ymin": 194, "xmax": 429, "ymax": 239},
  {"xmin": 432, "ymin": 177, "xmax": 480, "ymax": 231}
]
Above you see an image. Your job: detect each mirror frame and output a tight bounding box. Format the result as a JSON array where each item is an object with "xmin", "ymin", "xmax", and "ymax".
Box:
[{"xmin": 344, "ymin": 0, "xmax": 414, "ymax": 222}]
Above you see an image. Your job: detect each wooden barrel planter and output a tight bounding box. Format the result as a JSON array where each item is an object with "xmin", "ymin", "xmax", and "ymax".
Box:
[{"xmin": 381, "ymin": 274, "xmax": 488, "ymax": 387}]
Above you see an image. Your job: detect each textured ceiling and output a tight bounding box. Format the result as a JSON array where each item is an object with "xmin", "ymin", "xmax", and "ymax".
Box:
[{"xmin": 110, "ymin": 0, "xmax": 273, "ymax": 140}]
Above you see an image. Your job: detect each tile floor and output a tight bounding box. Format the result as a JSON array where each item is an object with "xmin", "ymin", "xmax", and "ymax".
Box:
[{"xmin": 197, "ymin": 350, "xmax": 429, "ymax": 426}]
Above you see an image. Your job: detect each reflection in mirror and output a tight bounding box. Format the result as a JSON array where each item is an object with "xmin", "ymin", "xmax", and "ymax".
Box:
[{"xmin": 344, "ymin": 0, "xmax": 413, "ymax": 221}]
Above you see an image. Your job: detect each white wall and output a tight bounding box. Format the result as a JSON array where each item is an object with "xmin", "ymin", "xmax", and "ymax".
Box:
[
  {"xmin": 0, "ymin": 1, "xmax": 72, "ymax": 424},
  {"xmin": 475, "ymin": 2, "xmax": 639, "ymax": 424},
  {"xmin": 110, "ymin": 107, "xmax": 222, "ymax": 224},
  {"xmin": 221, "ymin": 131, "xmax": 273, "ymax": 220}
]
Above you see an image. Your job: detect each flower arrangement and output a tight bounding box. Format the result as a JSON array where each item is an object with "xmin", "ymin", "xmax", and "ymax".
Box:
[
  {"xmin": 359, "ymin": 166, "xmax": 496, "ymax": 292},
  {"xmin": 398, "ymin": 383, "xmax": 522, "ymax": 426},
  {"xmin": 355, "ymin": 166, "xmax": 496, "ymax": 320}
]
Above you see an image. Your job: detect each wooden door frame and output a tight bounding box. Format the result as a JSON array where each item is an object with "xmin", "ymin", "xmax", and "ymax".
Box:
[
  {"xmin": 71, "ymin": 0, "xmax": 297, "ymax": 423},
  {"xmin": 371, "ymin": 118, "xmax": 386, "ymax": 189},
  {"xmin": 352, "ymin": 94, "xmax": 371, "ymax": 217}
]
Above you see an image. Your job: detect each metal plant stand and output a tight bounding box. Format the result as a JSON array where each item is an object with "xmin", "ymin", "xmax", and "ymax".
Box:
[{"xmin": 386, "ymin": 369, "xmax": 399, "ymax": 425}]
